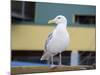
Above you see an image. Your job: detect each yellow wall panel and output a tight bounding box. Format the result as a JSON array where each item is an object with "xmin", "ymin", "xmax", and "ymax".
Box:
[
  {"xmin": 11, "ymin": 25, "xmax": 95, "ymax": 51},
  {"xmin": 67, "ymin": 27, "xmax": 96, "ymax": 51}
]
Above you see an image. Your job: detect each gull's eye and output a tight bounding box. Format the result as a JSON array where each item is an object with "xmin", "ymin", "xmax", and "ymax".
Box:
[{"xmin": 57, "ymin": 17, "xmax": 61, "ymax": 19}]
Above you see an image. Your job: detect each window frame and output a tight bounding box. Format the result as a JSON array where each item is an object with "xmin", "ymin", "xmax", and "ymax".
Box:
[
  {"xmin": 11, "ymin": 1, "xmax": 36, "ymax": 24},
  {"xmin": 73, "ymin": 14, "xmax": 96, "ymax": 26}
]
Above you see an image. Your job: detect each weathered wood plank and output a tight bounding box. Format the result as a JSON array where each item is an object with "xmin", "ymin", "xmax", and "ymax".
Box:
[{"xmin": 11, "ymin": 66, "xmax": 94, "ymax": 75}]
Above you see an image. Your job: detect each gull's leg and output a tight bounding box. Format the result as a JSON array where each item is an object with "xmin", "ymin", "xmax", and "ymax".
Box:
[
  {"xmin": 47, "ymin": 57, "xmax": 51, "ymax": 67},
  {"xmin": 59, "ymin": 52, "xmax": 62, "ymax": 66},
  {"xmin": 51, "ymin": 54, "xmax": 54, "ymax": 65},
  {"xmin": 58, "ymin": 52, "xmax": 64, "ymax": 67},
  {"xmin": 50, "ymin": 54, "xmax": 57, "ymax": 68}
]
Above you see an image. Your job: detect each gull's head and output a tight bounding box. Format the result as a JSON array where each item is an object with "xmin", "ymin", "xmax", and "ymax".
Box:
[{"xmin": 48, "ymin": 15, "xmax": 67, "ymax": 24}]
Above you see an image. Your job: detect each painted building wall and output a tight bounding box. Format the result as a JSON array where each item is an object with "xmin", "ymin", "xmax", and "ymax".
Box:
[
  {"xmin": 11, "ymin": 2, "xmax": 96, "ymax": 51},
  {"xmin": 12, "ymin": 25, "xmax": 95, "ymax": 51},
  {"xmin": 34, "ymin": 2, "xmax": 96, "ymax": 25}
]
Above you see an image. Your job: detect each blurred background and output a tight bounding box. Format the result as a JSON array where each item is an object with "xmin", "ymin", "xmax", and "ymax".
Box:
[{"xmin": 11, "ymin": 0, "xmax": 96, "ymax": 68}]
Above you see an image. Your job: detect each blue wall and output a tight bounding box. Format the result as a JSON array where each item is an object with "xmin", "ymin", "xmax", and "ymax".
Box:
[{"xmin": 34, "ymin": 2, "xmax": 96, "ymax": 25}]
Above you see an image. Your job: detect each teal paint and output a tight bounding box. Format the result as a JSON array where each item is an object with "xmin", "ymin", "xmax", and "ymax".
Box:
[{"xmin": 34, "ymin": 2, "xmax": 96, "ymax": 25}]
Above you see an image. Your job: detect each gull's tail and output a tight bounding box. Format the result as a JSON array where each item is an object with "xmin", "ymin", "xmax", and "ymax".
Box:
[{"xmin": 40, "ymin": 52, "xmax": 51, "ymax": 60}]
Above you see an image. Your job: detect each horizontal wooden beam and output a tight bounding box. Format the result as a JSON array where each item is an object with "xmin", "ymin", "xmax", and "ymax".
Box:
[{"xmin": 11, "ymin": 66, "xmax": 94, "ymax": 75}]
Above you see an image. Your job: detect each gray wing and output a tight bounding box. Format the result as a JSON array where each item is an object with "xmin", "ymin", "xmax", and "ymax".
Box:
[{"xmin": 44, "ymin": 32, "xmax": 53, "ymax": 52}]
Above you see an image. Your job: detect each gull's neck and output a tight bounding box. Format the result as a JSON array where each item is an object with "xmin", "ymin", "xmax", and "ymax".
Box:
[{"xmin": 56, "ymin": 22, "xmax": 67, "ymax": 30}]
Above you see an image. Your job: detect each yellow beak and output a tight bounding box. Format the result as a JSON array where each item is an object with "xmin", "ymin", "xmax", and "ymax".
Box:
[{"xmin": 48, "ymin": 19, "xmax": 55, "ymax": 24}]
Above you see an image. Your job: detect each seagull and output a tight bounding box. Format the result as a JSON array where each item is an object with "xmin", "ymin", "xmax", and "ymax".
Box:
[{"xmin": 40, "ymin": 15, "xmax": 70, "ymax": 68}]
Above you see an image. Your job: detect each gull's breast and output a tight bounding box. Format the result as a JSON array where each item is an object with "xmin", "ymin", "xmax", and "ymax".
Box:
[{"xmin": 47, "ymin": 30, "xmax": 70, "ymax": 53}]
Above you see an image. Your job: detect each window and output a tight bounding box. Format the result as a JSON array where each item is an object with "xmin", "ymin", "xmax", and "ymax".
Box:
[
  {"xmin": 11, "ymin": 1, "xmax": 36, "ymax": 23},
  {"xmin": 79, "ymin": 51, "xmax": 96, "ymax": 65},
  {"xmin": 74, "ymin": 15, "xmax": 96, "ymax": 25}
]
